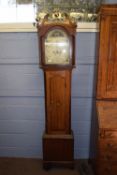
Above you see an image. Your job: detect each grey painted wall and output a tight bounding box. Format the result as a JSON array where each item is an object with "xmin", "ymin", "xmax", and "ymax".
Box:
[
  {"xmin": 104, "ymin": 0, "xmax": 117, "ymax": 3},
  {"xmin": 0, "ymin": 32, "xmax": 98, "ymax": 159}
]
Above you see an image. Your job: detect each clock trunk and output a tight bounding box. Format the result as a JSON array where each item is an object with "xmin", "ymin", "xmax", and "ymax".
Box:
[{"xmin": 45, "ymin": 70, "xmax": 71, "ymax": 134}]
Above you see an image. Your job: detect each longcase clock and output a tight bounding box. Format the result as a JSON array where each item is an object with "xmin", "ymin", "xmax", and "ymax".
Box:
[{"xmin": 37, "ymin": 13, "xmax": 76, "ymax": 169}]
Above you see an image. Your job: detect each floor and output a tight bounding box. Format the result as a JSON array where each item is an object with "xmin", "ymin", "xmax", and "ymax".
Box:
[{"xmin": 0, "ymin": 158, "xmax": 94, "ymax": 175}]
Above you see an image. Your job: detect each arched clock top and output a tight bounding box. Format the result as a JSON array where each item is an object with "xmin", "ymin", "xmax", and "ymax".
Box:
[
  {"xmin": 37, "ymin": 13, "xmax": 76, "ymax": 69},
  {"xmin": 37, "ymin": 13, "xmax": 77, "ymax": 36}
]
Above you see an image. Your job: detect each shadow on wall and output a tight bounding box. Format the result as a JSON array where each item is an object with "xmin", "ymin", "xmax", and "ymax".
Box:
[{"xmin": 89, "ymin": 31, "xmax": 99, "ymax": 159}]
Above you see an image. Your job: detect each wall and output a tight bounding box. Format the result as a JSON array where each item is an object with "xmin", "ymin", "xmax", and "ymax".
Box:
[
  {"xmin": 104, "ymin": 0, "xmax": 117, "ymax": 3},
  {"xmin": 0, "ymin": 32, "xmax": 98, "ymax": 159}
]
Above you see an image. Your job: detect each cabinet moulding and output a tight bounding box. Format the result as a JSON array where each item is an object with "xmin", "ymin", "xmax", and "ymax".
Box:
[{"xmin": 0, "ymin": 22, "xmax": 99, "ymax": 33}]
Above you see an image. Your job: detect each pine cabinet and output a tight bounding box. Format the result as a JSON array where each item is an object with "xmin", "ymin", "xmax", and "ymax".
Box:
[{"xmin": 95, "ymin": 4, "xmax": 117, "ymax": 175}]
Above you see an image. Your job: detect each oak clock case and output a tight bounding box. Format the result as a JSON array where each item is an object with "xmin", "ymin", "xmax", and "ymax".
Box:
[{"xmin": 37, "ymin": 15, "xmax": 76, "ymax": 168}]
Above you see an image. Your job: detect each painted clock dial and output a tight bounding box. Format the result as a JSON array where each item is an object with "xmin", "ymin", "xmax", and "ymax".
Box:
[{"xmin": 44, "ymin": 29, "xmax": 70, "ymax": 64}]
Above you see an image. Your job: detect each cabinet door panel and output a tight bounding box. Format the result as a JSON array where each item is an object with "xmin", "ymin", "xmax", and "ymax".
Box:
[
  {"xmin": 97, "ymin": 16, "xmax": 117, "ymax": 99},
  {"xmin": 107, "ymin": 17, "xmax": 117, "ymax": 94},
  {"xmin": 45, "ymin": 70, "xmax": 71, "ymax": 134}
]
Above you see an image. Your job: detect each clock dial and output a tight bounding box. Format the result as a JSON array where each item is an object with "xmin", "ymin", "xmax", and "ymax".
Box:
[{"xmin": 45, "ymin": 29, "xmax": 70, "ymax": 64}]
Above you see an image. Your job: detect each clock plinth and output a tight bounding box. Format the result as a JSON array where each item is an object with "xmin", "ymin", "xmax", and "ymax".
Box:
[
  {"xmin": 43, "ymin": 132, "xmax": 74, "ymax": 169},
  {"xmin": 37, "ymin": 13, "xmax": 76, "ymax": 169}
]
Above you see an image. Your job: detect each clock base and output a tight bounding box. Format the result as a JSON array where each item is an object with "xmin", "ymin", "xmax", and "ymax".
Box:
[
  {"xmin": 43, "ymin": 161, "xmax": 74, "ymax": 170},
  {"xmin": 43, "ymin": 131, "xmax": 74, "ymax": 169}
]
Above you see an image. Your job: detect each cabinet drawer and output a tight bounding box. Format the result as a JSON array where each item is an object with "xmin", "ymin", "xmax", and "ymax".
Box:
[
  {"xmin": 98, "ymin": 150, "xmax": 117, "ymax": 162},
  {"xmin": 99, "ymin": 130, "xmax": 117, "ymax": 139},
  {"xmin": 97, "ymin": 163, "xmax": 117, "ymax": 175},
  {"xmin": 99, "ymin": 139, "xmax": 117, "ymax": 150}
]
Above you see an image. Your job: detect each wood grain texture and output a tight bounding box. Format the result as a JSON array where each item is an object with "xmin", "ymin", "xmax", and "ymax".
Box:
[
  {"xmin": 97, "ymin": 6, "xmax": 117, "ymax": 99},
  {"xmin": 94, "ymin": 4, "xmax": 117, "ymax": 175},
  {"xmin": 45, "ymin": 70, "xmax": 71, "ymax": 134},
  {"xmin": 97, "ymin": 101, "xmax": 117, "ymax": 129}
]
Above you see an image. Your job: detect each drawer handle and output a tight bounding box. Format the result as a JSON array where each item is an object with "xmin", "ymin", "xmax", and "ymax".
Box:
[
  {"xmin": 107, "ymin": 143, "xmax": 113, "ymax": 148},
  {"xmin": 105, "ymin": 167, "xmax": 111, "ymax": 172},
  {"xmin": 56, "ymin": 102, "xmax": 61, "ymax": 107},
  {"xmin": 105, "ymin": 155, "xmax": 112, "ymax": 160}
]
